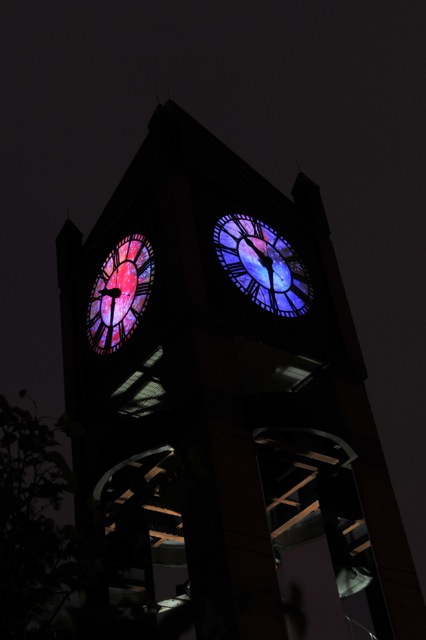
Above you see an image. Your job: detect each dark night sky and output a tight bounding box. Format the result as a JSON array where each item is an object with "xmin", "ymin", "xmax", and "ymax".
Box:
[{"xmin": 1, "ymin": 0, "xmax": 426, "ymax": 632}]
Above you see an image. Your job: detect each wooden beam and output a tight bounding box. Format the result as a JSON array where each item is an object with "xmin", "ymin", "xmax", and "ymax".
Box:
[
  {"xmin": 266, "ymin": 498, "xmax": 299, "ymax": 509},
  {"xmin": 143, "ymin": 503, "xmax": 181, "ymax": 517},
  {"xmin": 271, "ymin": 500, "xmax": 320, "ymax": 539},
  {"xmin": 342, "ymin": 520, "xmax": 363, "ymax": 536},
  {"xmin": 293, "ymin": 461, "xmax": 318, "ymax": 472},
  {"xmin": 144, "ymin": 466, "xmax": 166, "ymax": 482},
  {"xmin": 149, "ymin": 530, "xmax": 185, "ymax": 543},
  {"xmin": 266, "ymin": 471, "xmax": 317, "ymax": 511},
  {"xmin": 105, "ymin": 523, "xmax": 116, "ymax": 535},
  {"xmin": 115, "ymin": 488, "xmax": 134, "ymax": 505},
  {"xmin": 152, "ymin": 538, "xmax": 165, "ymax": 548},
  {"xmin": 255, "ymin": 436, "xmax": 339, "ymax": 465},
  {"xmin": 350, "ymin": 540, "xmax": 371, "ymax": 555}
]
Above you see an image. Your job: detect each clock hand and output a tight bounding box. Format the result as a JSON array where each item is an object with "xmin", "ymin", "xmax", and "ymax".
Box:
[
  {"xmin": 271, "ymin": 264, "xmax": 286, "ymax": 283},
  {"xmin": 243, "ymin": 236, "xmax": 281, "ymax": 275},
  {"xmin": 109, "ymin": 297, "xmax": 116, "ymax": 325},
  {"xmin": 262, "ymin": 255, "xmax": 280, "ymax": 310},
  {"xmin": 243, "ymin": 235, "xmax": 286, "ymax": 289},
  {"xmin": 100, "ymin": 286, "xmax": 122, "ymax": 299},
  {"xmin": 262, "ymin": 255, "xmax": 275, "ymax": 288},
  {"xmin": 105, "ymin": 295, "xmax": 117, "ymax": 350},
  {"xmin": 242, "ymin": 235, "xmax": 283, "ymax": 285},
  {"xmin": 243, "ymin": 236, "xmax": 267, "ymax": 262}
]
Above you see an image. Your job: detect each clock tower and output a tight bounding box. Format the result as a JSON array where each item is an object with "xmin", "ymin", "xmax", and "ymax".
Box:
[{"xmin": 57, "ymin": 100, "xmax": 426, "ymax": 639}]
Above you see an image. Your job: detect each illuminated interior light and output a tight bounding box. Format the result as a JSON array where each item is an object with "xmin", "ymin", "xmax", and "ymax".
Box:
[
  {"xmin": 116, "ymin": 378, "xmax": 167, "ymax": 417},
  {"xmin": 111, "ymin": 346, "xmax": 164, "ymax": 398},
  {"xmin": 111, "ymin": 370, "xmax": 145, "ymax": 397}
]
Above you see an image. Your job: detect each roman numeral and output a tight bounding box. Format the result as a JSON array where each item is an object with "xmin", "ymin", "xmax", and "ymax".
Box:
[
  {"xmin": 133, "ymin": 241, "xmax": 146, "ymax": 265},
  {"xmin": 227, "ymin": 262, "xmax": 247, "ymax": 278},
  {"xmin": 252, "ymin": 219, "xmax": 265, "ymax": 239},
  {"xmin": 268, "ymin": 289, "xmax": 278, "ymax": 311},
  {"xmin": 246, "ymin": 278, "xmax": 261, "ymax": 299},
  {"xmin": 88, "ymin": 310, "xmax": 102, "ymax": 328},
  {"xmin": 112, "ymin": 250, "xmax": 120, "ymax": 270},
  {"xmin": 130, "ymin": 306, "xmax": 142, "ymax": 320},
  {"xmin": 290, "ymin": 284, "xmax": 310, "ymax": 305},
  {"xmin": 270, "ymin": 233, "xmax": 279, "ymax": 247},
  {"xmin": 284, "ymin": 293, "xmax": 297, "ymax": 311},
  {"xmin": 137, "ymin": 257, "xmax": 153, "ymax": 277},
  {"xmin": 124, "ymin": 241, "xmax": 131, "ymax": 260},
  {"xmin": 222, "ymin": 226, "xmax": 239, "ymax": 242},
  {"xmin": 101, "ymin": 268, "xmax": 110, "ymax": 281},
  {"xmin": 279, "ymin": 249, "xmax": 295, "ymax": 261},
  {"xmin": 232, "ymin": 215, "xmax": 249, "ymax": 237},
  {"xmin": 93, "ymin": 321, "xmax": 106, "ymax": 346},
  {"xmin": 105, "ymin": 325, "xmax": 113, "ymax": 351},
  {"xmin": 118, "ymin": 321, "xmax": 126, "ymax": 342},
  {"xmin": 289, "ymin": 268, "xmax": 309, "ymax": 284},
  {"xmin": 218, "ymin": 242, "xmax": 239, "ymax": 257},
  {"xmin": 136, "ymin": 282, "xmax": 150, "ymax": 296}
]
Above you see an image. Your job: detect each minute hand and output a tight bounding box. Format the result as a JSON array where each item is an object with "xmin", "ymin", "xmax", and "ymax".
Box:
[
  {"xmin": 244, "ymin": 236, "xmax": 277, "ymax": 277},
  {"xmin": 243, "ymin": 236, "xmax": 268, "ymax": 262}
]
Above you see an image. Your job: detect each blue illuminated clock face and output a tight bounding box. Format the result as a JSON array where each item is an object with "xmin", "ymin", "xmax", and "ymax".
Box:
[{"xmin": 213, "ymin": 214, "xmax": 313, "ymax": 317}]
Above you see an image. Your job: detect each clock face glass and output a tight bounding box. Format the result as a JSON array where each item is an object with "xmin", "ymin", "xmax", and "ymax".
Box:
[
  {"xmin": 213, "ymin": 214, "xmax": 312, "ymax": 317},
  {"xmin": 87, "ymin": 233, "xmax": 155, "ymax": 354}
]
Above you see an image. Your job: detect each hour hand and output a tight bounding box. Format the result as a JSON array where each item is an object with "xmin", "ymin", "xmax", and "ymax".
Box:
[
  {"xmin": 244, "ymin": 236, "xmax": 266, "ymax": 261},
  {"xmin": 105, "ymin": 296, "xmax": 117, "ymax": 349},
  {"xmin": 263, "ymin": 256, "xmax": 275, "ymax": 289}
]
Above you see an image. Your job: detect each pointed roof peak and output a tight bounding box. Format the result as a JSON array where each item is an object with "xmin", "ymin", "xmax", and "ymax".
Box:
[{"xmin": 84, "ymin": 102, "xmax": 307, "ymax": 251}]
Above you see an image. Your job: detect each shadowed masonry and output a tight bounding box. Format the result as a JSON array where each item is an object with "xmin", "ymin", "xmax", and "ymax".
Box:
[{"xmin": 56, "ymin": 100, "xmax": 426, "ymax": 639}]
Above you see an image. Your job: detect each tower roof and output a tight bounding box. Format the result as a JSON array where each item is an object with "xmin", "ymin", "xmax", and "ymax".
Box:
[{"xmin": 84, "ymin": 100, "xmax": 300, "ymax": 251}]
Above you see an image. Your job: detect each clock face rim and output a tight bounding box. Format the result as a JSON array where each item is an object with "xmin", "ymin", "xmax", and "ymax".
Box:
[
  {"xmin": 87, "ymin": 232, "xmax": 155, "ymax": 355},
  {"xmin": 213, "ymin": 213, "xmax": 313, "ymax": 317}
]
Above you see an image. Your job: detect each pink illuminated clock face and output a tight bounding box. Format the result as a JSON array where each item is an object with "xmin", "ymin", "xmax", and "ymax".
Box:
[{"xmin": 87, "ymin": 233, "xmax": 155, "ymax": 354}]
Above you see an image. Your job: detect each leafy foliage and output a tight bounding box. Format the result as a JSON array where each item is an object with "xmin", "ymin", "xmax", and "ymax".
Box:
[
  {"xmin": 0, "ymin": 394, "xmax": 193, "ymax": 639},
  {"xmin": 0, "ymin": 392, "xmax": 79, "ymax": 638},
  {"xmin": 0, "ymin": 394, "xmax": 306, "ymax": 639}
]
